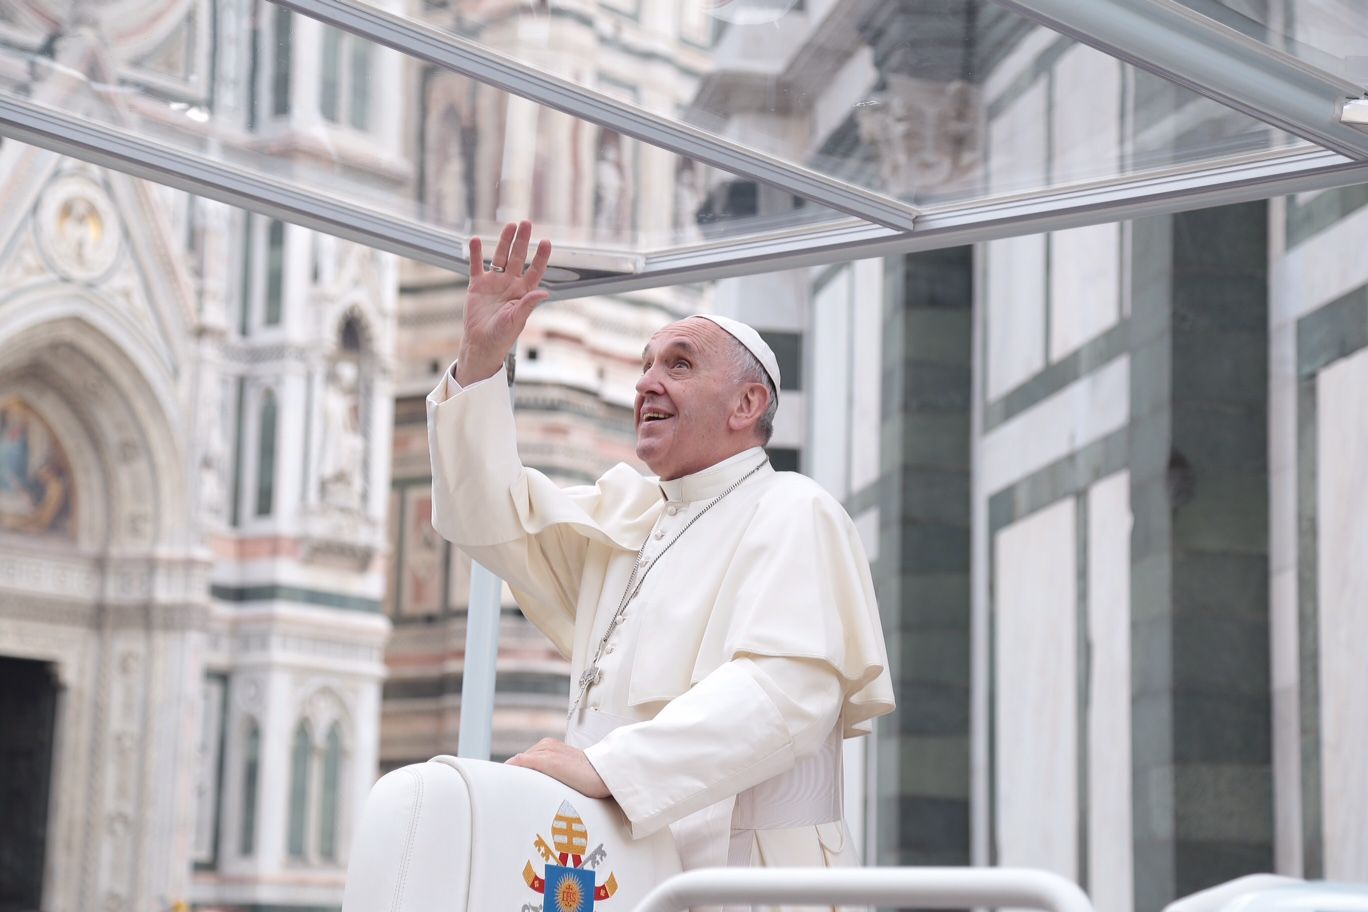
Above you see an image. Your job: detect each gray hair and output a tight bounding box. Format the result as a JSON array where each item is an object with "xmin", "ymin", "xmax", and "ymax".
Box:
[{"xmin": 728, "ymin": 339, "xmax": 778, "ymax": 445}]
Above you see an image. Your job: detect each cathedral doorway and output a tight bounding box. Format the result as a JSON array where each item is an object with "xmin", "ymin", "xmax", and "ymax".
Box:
[{"xmin": 0, "ymin": 656, "xmax": 58, "ymax": 912}]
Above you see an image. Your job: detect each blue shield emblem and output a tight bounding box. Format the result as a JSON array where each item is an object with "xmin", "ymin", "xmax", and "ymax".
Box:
[{"xmin": 545, "ymin": 864, "xmax": 596, "ymax": 912}]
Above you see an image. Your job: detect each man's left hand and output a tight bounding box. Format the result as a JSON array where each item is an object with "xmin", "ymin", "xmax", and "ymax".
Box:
[{"xmin": 506, "ymin": 738, "xmax": 610, "ymax": 799}]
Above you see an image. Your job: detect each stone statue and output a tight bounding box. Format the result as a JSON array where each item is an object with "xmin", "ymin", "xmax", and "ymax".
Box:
[
  {"xmin": 319, "ymin": 360, "xmax": 365, "ymax": 510},
  {"xmin": 432, "ymin": 107, "xmax": 468, "ymax": 228},
  {"xmin": 593, "ymin": 136, "xmax": 625, "ymax": 236},
  {"xmin": 198, "ymin": 379, "xmax": 226, "ymax": 520},
  {"xmin": 673, "ymin": 161, "xmax": 702, "ymax": 240}
]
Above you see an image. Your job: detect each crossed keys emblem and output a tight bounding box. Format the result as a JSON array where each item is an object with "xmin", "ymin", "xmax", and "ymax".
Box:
[{"xmin": 521, "ymin": 800, "xmax": 618, "ymax": 912}]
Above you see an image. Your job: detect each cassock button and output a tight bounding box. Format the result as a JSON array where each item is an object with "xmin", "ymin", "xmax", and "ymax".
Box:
[
  {"xmin": 654, "ymin": 529, "xmax": 665, "ymax": 540},
  {"xmin": 605, "ymin": 643, "xmax": 616, "ymax": 655},
  {"xmin": 666, "ymin": 504, "xmax": 680, "ymax": 516}
]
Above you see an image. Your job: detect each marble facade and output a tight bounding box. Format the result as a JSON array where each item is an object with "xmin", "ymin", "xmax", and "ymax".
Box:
[
  {"xmin": 1267, "ymin": 186, "xmax": 1368, "ymax": 881},
  {"xmin": 701, "ymin": 3, "xmax": 1368, "ymax": 909},
  {"xmin": 1316, "ymin": 349, "xmax": 1368, "ymax": 881},
  {"xmin": 0, "ymin": 4, "xmax": 393, "ymax": 911}
]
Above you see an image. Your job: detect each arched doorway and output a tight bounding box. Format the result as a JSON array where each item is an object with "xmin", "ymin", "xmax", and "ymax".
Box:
[
  {"xmin": 0, "ymin": 305, "xmax": 205, "ymax": 912},
  {"xmin": 0, "ymin": 657, "xmax": 58, "ymax": 912}
]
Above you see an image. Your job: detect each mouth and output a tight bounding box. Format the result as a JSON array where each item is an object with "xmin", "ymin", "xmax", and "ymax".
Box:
[{"xmin": 638, "ymin": 409, "xmax": 674, "ymax": 426}]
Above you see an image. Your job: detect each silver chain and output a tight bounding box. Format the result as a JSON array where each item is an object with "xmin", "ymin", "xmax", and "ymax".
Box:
[{"xmin": 567, "ymin": 456, "xmax": 770, "ymax": 718}]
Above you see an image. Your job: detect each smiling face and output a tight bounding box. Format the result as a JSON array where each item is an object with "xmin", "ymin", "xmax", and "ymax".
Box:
[{"xmin": 635, "ymin": 318, "xmax": 768, "ymax": 480}]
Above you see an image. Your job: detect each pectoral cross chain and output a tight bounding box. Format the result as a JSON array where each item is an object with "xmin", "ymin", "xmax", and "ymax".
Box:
[{"xmin": 565, "ymin": 456, "xmax": 769, "ymax": 720}]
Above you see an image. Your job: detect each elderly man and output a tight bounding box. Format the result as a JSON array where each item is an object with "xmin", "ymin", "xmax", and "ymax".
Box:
[{"xmin": 427, "ymin": 221, "xmax": 893, "ymax": 888}]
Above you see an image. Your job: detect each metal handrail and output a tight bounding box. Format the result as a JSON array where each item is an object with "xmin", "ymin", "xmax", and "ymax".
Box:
[{"xmin": 631, "ymin": 866, "xmax": 1094, "ymax": 912}]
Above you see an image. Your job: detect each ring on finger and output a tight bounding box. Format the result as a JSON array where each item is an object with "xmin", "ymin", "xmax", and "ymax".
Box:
[{"xmin": 488, "ymin": 262, "xmax": 506, "ymax": 273}]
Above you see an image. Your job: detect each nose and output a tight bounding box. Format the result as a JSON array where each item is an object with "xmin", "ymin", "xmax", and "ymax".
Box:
[{"xmin": 635, "ymin": 364, "xmax": 664, "ymax": 396}]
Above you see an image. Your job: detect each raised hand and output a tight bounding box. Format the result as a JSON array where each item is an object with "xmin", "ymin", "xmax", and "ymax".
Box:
[{"xmin": 456, "ymin": 220, "xmax": 553, "ymax": 386}]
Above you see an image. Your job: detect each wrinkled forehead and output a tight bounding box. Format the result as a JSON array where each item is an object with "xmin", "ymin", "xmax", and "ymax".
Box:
[{"xmin": 641, "ymin": 316, "xmax": 731, "ymax": 363}]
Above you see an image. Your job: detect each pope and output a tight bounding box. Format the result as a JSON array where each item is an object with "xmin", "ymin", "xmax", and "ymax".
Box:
[{"xmin": 427, "ymin": 220, "xmax": 894, "ymax": 904}]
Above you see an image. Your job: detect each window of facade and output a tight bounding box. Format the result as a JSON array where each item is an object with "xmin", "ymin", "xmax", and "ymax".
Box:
[
  {"xmin": 318, "ymin": 723, "xmax": 344, "ymax": 861},
  {"xmin": 348, "ymin": 39, "xmax": 372, "ymax": 131},
  {"xmin": 271, "ymin": 5, "xmax": 291, "ymax": 117},
  {"xmin": 193, "ymin": 676, "xmax": 228, "ymax": 868},
  {"xmin": 320, "ymin": 26, "xmax": 341, "ymax": 122},
  {"xmin": 265, "ymin": 220, "xmax": 285, "ymax": 326},
  {"xmin": 238, "ymin": 215, "xmax": 255, "ymax": 336},
  {"xmin": 766, "ymin": 446, "xmax": 800, "ymax": 473},
  {"xmin": 319, "ymin": 25, "xmax": 374, "ymax": 131},
  {"xmin": 287, "ymin": 722, "xmax": 312, "ymax": 859},
  {"xmin": 760, "ymin": 330, "xmax": 803, "ymax": 391},
  {"xmin": 239, "ymin": 720, "xmax": 260, "ymax": 856},
  {"xmin": 255, "ymin": 390, "xmax": 277, "ymax": 517}
]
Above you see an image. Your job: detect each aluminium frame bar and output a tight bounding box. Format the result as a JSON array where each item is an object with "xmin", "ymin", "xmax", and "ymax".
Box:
[
  {"xmin": 6, "ymin": 92, "xmax": 1368, "ymax": 301},
  {"xmin": 268, "ymin": 0, "xmax": 921, "ymax": 233},
  {"xmin": 992, "ymin": 0, "xmax": 1368, "ymax": 161},
  {"xmin": 554, "ymin": 146, "xmax": 1368, "ymax": 297},
  {"xmin": 0, "ymin": 94, "xmax": 643, "ymax": 277}
]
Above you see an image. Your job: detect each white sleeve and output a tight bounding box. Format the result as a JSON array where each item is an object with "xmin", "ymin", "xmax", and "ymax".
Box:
[
  {"xmin": 426, "ymin": 361, "xmax": 588, "ymax": 654},
  {"xmin": 582, "ymin": 655, "xmax": 842, "ymax": 838}
]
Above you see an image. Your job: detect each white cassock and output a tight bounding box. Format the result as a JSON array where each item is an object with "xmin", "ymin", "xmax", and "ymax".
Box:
[{"xmin": 428, "ymin": 366, "xmax": 894, "ymax": 908}]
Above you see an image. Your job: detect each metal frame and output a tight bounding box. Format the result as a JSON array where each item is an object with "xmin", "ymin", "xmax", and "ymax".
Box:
[
  {"xmin": 994, "ymin": 0, "xmax": 1368, "ymax": 160},
  {"xmin": 0, "ymin": 95, "xmax": 645, "ymax": 277},
  {"xmin": 7, "ymin": 91, "xmax": 1368, "ymax": 300},
  {"xmin": 632, "ymin": 867, "xmax": 1094, "ymax": 912},
  {"xmin": 0, "ymin": 0, "xmax": 1365, "ymax": 296},
  {"xmin": 555, "ymin": 146, "xmax": 1368, "ymax": 297},
  {"xmin": 269, "ymin": 0, "xmax": 922, "ymax": 233}
]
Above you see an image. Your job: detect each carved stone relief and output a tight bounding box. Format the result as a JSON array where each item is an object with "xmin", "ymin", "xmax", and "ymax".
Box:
[
  {"xmin": 856, "ymin": 74, "xmax": 981, "ymax": 202},
  {"xmin": 35, "ymin": 173, "xmax": 121, "ymax": 283}
]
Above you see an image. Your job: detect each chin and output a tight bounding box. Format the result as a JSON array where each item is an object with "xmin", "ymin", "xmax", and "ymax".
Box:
[{"xmin": 636, "ymin": 443, "xmax": 673, "ymax": 479}]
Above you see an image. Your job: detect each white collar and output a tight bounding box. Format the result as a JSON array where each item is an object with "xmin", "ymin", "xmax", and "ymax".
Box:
[{"xmin": 656, "ymin": 447, "xmax": 770, "ymax": 504}]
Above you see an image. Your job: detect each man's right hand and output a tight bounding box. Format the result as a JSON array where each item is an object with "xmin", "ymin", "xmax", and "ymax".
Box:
[{"xmin": 456, "ymin": 220, "xmax": 553, "ymax": 386}]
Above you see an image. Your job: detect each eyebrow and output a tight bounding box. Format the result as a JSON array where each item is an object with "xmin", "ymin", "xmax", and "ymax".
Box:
[{"xmin": 642, "ymin": 339, "xmax": 698, "ymax": 361}]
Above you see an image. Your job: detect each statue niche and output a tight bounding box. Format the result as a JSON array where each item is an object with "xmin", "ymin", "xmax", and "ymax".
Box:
[
  {"xmin": 0, "ymin": 397, "xmax": 75, "ymax": 537},
  {"xmin": 429, "ymin": 103, "xmax": 474, "ymax": 229},
  {"xmin": 318, "ymin": 358, "xmax": 366, "ymax": 511},
  {"xmin": 592, "ymin": 131, "xmax": 627, "ymax": 238}
]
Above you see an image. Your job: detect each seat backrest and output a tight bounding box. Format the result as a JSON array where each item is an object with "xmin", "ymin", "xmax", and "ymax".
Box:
[{"xmin": 342, "ymin": 756, "xmax": 682, "ymax": 912}]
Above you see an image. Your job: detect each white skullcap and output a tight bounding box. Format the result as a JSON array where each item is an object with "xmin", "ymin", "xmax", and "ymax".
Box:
[{"xmin": 688, "ymin": 313, "xmax": 781, "ymax": 393}]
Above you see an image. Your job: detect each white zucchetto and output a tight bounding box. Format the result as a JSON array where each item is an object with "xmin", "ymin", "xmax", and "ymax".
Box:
[{"xmin": 688, "ymin": 313, "xmax": 781, "ymax": 393}]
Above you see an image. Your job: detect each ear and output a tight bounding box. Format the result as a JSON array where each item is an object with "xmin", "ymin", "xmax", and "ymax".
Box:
[{"xmin": 727, "ymin": 382, "xmax": 770, "ymax": 436}]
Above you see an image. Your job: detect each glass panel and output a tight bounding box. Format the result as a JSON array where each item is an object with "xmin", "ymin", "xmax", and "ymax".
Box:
[
  {"xmin": 0, "ymin": 4, "xmax": 857, "ymax": 272},
  {"xmin": 392, "ymin": 0, "xmax": 1302, "ymax": 211},
  {"xmin": 1173, "ymin": 0, "xmax": 1368, "ymax": 81}
]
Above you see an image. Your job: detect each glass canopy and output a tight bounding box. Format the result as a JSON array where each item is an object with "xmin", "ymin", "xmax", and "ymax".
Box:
[{"xmin": 0, "ymin": 0, "xmax": 1364, "ymax": 296}]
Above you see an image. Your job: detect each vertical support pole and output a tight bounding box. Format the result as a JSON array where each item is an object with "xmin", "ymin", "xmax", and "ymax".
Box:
[
  {"xmin": 457, "ymin": 561, "xmax": 503, "ymax": 760},
  {"xmin": 457, "ymin": 352, "xmax": 517, "ymax": 761}
]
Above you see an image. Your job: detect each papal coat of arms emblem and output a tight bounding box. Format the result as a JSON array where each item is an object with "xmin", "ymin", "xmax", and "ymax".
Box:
[{"xmin": 522, "ymin": 800, "xmax": 619, "ymax": 912}]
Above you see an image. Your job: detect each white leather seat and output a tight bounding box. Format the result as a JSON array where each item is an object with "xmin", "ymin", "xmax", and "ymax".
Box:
[{"xmin": 342, "ymin": 755, "xmax": 682, "ymax": 912}]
